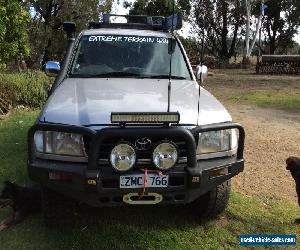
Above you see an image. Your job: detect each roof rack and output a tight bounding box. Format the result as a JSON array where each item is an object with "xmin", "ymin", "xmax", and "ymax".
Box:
[{"xmin": 88, "ymin": 13, "xmax": 183, "ymax": 31}]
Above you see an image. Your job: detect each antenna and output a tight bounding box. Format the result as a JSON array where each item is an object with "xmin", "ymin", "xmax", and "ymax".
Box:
[
  {"xmin": 167, "ymin": 0, "xmax": 176, "ymax": 113},
  {"xmin": 197, "ymin": 0, "xmax": 205, "ymax": 126}
]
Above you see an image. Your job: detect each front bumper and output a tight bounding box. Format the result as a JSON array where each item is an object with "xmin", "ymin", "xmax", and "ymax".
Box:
[{"xmin": 28, "ymin": 122, "xmax": 245, "ymax": 206}]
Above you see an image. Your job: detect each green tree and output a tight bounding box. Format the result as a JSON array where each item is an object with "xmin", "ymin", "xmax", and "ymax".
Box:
[
  {"xmin": 191, "ymin": 0, "xmax": 243, "ymax": 63},
  {"xmin": 179, "ymin": 36, "xmax": 199, "ymax": 59},
  {"xmin": 100, "ymin": 0, "xmax": 114, "ymax": 19},
  {"xmin": 262, "ymin": 0, "xmax": 300, "ymax": 54},
  {"xmin": 24, "ymin": 0, "xmax": 64, "ymax": 67},
  {"xmin": 0, "ymin": 0, "xmax": 30, "ymax": 69},
  {"xmin": 25, "ymin": 0, "xmax": 114, "ymax": 67},
  {"xmin": 127, "ymin": 0, "xmax": 191, "ymax": 17}
]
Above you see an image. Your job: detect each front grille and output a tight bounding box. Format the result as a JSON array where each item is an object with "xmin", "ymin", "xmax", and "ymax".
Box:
[{"xmin": 83, "ymin": 135, "xmax": 187, "ymax": 167}]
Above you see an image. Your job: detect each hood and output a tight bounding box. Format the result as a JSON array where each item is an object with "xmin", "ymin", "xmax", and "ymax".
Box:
[{"xmin": 40, "ymin": 78, "xmax": 231, "ymax": 126}]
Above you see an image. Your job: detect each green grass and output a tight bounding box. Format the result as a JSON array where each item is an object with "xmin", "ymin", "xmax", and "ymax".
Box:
[
  {"xmin": 0, "ymin": 193, "xmax": 299, "ymax": 250},
  {"xmin": 0, "ymin": 111, "xmax": 300, "ymax": 249},
  {"xmin": 0, "ymin": 110, "xmax": 40, "ymax": 183},
  {"xmin": 229, "ymin": 91, "xmax": 300, "ymax": 109},
  {"xmin": 207, "ymin": 69, "xmax": 300, "ymax": 110}
]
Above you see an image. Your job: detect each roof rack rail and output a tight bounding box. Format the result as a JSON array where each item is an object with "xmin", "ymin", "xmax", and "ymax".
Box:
[{"xmin": 88, "ymin": 13, "xmax": 182, "ymax": 31}]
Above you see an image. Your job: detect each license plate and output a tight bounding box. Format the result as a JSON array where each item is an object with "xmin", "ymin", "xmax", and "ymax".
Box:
[{"xmin": 120, "ymin": 174, "xmax": 168, "ymax": 188}]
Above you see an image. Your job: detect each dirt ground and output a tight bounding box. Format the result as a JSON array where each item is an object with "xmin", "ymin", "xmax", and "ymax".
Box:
[
  {"xmin": 205, "ymin": 69, "xmax": 300, "ymax": 204},
  {"xmin": 229, "ymin": 104, "xmax": 300, "ymax": 203}
]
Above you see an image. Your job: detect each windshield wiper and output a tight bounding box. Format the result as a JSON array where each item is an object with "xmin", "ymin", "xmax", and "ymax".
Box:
[
  {"xmin": 69, "ymin": 72, "xmax": 143, "ymax": 78},
  {"xmin": 140, "ymin": 75, "xmax": 187, "ymax": 80}
]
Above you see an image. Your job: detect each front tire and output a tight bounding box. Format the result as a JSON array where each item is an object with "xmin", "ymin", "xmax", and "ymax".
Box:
[
  {"xmin": 192, "ymin": 180, "xmax": 231, "ymax": 218},
  {"xmin": 41, "ymin": 188, "xmax": 76, "ymax": 227}
]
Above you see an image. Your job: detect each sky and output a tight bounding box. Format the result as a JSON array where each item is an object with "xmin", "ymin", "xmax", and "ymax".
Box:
[
  {"xmin": 296, "ymin": 33, "xmax": 300, "ymax": 44},
  {"xmin": 112, "ymin": 0, "xmax": 300, "ymax": 44}
]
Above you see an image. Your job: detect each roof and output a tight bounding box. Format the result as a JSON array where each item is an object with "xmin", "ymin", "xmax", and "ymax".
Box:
[{"xmin": 82, "ymin": 28, "xmax": 173, "ymax": 38}]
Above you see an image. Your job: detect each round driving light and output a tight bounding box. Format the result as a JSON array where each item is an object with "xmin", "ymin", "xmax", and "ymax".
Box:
[
  {"xmin": 110, "ymin": 143, "xmax": 136, "ymax": 171},
  {"xmin": 153, "ymin": 142, "xmax": 178, "ymax": 170}
]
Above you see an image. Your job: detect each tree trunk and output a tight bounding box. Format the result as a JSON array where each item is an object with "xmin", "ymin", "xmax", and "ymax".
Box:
[
  {"xmin": 220, "ymin": 1, "xmax": 229, "ymax": 62},
  {"xmin": 249, "ymin": 2, "xmax": 263, "ymax": 55},
  {"xmin": 42, "ymin": 38, "xmax": 52, "ymax": 67},
  {"xmin": 244, "ymin": 0, "xmax": 250, "ymax": 58},
  {"xmin": 243, "ymin": 0, "xmax": 264, "ymax": 65},
  {"xmin": 269, "ymin": 37, "xmax": 276, "ymax": 54}
]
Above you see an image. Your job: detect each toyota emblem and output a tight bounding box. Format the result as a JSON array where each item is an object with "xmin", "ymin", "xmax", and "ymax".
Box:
[{"xmin": 135, "ymin": 138, "xmax": 152, "ymax": 151}]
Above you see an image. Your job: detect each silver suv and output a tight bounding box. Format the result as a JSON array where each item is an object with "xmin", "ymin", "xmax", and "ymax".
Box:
[{"xmin": 28, "ymin": 14, "xmax": 245, "ymax": 226}]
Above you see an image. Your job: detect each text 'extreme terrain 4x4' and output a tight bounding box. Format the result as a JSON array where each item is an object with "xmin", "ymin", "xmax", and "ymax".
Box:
[{"xmin": 28, "ymin": 14, "xmax": 245, "ymax": 226}]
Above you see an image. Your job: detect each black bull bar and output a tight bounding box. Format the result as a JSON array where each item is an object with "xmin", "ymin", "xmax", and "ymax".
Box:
[{"xmin": 28, "ymin": 122, "xmax": 245, "ymax": 169}]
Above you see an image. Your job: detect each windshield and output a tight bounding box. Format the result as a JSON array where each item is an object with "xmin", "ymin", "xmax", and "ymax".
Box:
[{"xmin": 70, "ymin": 34, "xmax": 191, "ymax": 79}]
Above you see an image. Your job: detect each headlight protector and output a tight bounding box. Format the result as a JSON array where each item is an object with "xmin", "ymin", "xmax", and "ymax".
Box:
[
  {"xmin": 34, "ymin": 131, "xmax": 85, "ymax": 156},
  {"xmin": 196, "ymin": 129, "xmax": 236, "ymax": 155}
]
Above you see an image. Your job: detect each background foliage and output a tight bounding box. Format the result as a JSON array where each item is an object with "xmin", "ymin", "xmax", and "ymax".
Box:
[
  {"xmin": 125, "ymin": 0, "xmax": 191, "ymax": 17},
  {"xmin": 0, "ymin": 0, "xmax": 299, "ymax": 70},
  {"xmin": 262, "ymin": 0, "xmax": 300, "ymax": 54},
  {"xmin": 0, "ymin": 0, "xmax": 30, "ymax": 69},
  {"xmin": 0, "ymin": 72, "xmax": 52, "ymax": 108},
  {"xmin": 24, "ymin": 0, "xmax": 111, "ymax": 67}
]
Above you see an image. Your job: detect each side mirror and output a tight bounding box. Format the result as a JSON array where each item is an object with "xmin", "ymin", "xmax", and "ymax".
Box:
[
  {"xmin": 45, "ymin": 61, "xmax": 60, "ymax": 77},
  {"xmin": 196, "ymin": 65, "xmax": 208, "ymax": 81}
]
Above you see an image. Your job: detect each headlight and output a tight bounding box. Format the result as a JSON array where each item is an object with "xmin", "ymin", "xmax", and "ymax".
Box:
[
  {"xmin": 153, "ymin": 142, "xmax": 178, "ymax": 170},
  {"xmin": 110, "ymin": 143, "xmax": 136, "ymax": 171},
  {"xmin": 34, "ymin": 131, "xmax": 85, "ymax": 156},
  {"xmin": 197, "ymin": 129, "xmax": 235, "ymax": 154}
]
